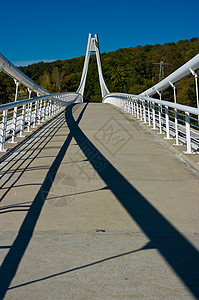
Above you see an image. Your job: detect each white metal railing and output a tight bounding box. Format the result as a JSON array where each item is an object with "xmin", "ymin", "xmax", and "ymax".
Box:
[
  {"xmin": 0, "ymin": 92, "xmax": 83, "ymax": 152},
  {"xmin": 0, "ymin": 53, "xmax": 48, "ymax": 96},
  {"xmin": 140, "ymin": 53, "xmax": 199, "ymax": 101},
  {"xmin": 103, "ymin": 52, "xmax": 199, "ymax": 155},
  {"xmin": 103, "ymin": 93, "xmax": 199, "ymax": 154}
]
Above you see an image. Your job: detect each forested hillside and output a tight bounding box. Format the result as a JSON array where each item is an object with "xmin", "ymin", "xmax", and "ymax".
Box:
[{"xmin": 0, "ymin": 37, "xmax": 198, "ymax": 105}]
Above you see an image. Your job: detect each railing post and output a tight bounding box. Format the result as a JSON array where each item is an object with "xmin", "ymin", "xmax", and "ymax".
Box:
[
  {"xmin": 156, "ymin": 90, "xmax": 162, "ymax": 101},
  {"xmin": 14, "ymin": 79, "xmax": 19, "ymax": 102},
  {"xmin": 136, "ymin": 100, "xmax": 139, "ymax": 119},
  {"xmin": 49, "ymin": 99, "xmax": 53, "ymax": 117},
  {"xmin": 169, "ymin": 81, "xmax": 177, "ymax": 103},
  {"xmin": 147, "ymin": 101, "xmax": 151, "ymax": 126},
  {"xmin": 152, "ymin": 102, "xmax": 156, "ymax": 130},
  {"xmin": 133, "ymin": 100, "xmax": 136, "ymax": 117},
  {"xmin": 56, "ymin": 100, "xmax": 59, "ymax": 113},
  {"xmin": 128, "ymin": 100, "xmax": 131, "ymax": 113},
  {"xmin": 189, "ymin": 68, "xmax": 199, "ymax": 109},
  {"xmin": 140, "ymin": 100, "xmax": 143, "ymax": 121},
  {"xmin": 42, "ymin": 99, "xmax": 47, "ymax": 122},
  {"xmin": 54, "ymin": 99, "xmax": 57, "ymax": 113},
  {"xmin": 45, "ymin": 99, "xmax": 49, "ymax": 118},
  {"xmin": 32, "ymin": 101, "xmax": 38, "ymax": 128},
  {"xmin": 156, "ymin": 90, "xmax": 163, "ymax": 133},
  {"xmin": 9, "ymin": 106, "xmax": 18, "ymax": 143},
  {"xmin": 28, "ymin": 88, "xmax": 32, "ymax": 100},
  {"xmin": 129, "ymin": 98, "xmax": 131, "ymax": 113},
  {"xmin": 37, "ymin": 99, "xmax": 42, "ymax": 125},
  {"xmin": 27, "ymin": 88, "xmax": 32, "ymax": 111},
  {"xmin": 55, "ymin": 97, "xmax": 59, "ymax": 113},
  {"xmin": 143, "ymin": 101, "xmax": 147, "ymax": 123},
  {"xmin": 19, "ymin": 104, "xmax": 26, "ymax": 137},
  {"xmin": 129, "ymin": 99, "xmax": 131, "ymax": 113},
  {"xmin": 54, "ymin": 101, "xmax": 57, "ymax": 114},
  {"xmin": 173, "ymin": 108, "xmax": 181, "ymax": 146},
  {"xmin": 190, "ymin": 68, "xmax": 199, "ymax": 122},
  {"xmin": 184, "ymin": 112, "xmax": 192, "ymax": 154},
  {"xmin": 54, "ymin": 101, "xmax": 57, "ymax": 115},
  {"xmin": 0, "ymin": 110, "xmax": 8, "ymax": 152},
  {"xmin": 52, "ymin": 101, "xmax": 55, "ymax": 116},
  {"xmin": 164, "ymin": 106, "xmax": 171, "ymax": 140},
  {"xmin": 158, "ymin": 104, "xmax": 163, "ymax": 134},
  {"xmin": 58, "ymin": 101, "xmax": 61, "ymax": 111},
  {"xmin": 26, "ymin": 102, "xmax": 32, "ymax": 132},
  {"xmin": 131, "ymin": 99, "xmax": 133, "ymax": 115}
]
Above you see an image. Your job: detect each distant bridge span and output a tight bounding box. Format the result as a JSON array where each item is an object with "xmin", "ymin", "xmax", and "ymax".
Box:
[{"xmin": 0, "ymin": 33, "xmax": 199, "ymax": 154}]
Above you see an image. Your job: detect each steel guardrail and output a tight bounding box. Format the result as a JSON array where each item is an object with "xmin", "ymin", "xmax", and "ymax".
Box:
[
  {"xmin": 103, "ymin": 92, "xmax": 199, "ymax": 154},
  {"xmin": 0, "ymin": 92, "xmax": 83, "ymax": 151}
]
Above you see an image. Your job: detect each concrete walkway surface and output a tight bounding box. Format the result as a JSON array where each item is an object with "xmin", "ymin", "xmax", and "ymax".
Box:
[{"xmin": 0, "ymin": 103, "xmax": 199, "ymax": 299}]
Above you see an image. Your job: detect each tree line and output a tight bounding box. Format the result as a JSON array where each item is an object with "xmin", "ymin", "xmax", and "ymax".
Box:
[{"xmin": 0, "ymin": 37, "xmax": 198, "ymax": 106}]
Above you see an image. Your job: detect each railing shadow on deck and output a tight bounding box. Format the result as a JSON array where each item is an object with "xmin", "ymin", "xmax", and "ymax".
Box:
[
  {"xmin": 0, "ymin": 104, "xmax": 85, "ymax": 298},
  {"xmin": 0, "ymin": 112, "xmax": 66, "ymax": 203},
  {"xmin": 0, "ymin": 103, "xmax": 198, "ymax": 299}
]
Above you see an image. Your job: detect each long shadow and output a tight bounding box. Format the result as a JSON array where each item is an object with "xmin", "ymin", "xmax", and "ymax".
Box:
[
  {"xmin": 0, "ymin": 247, "xmax": 10, "ymax": 250},
  {"xmin": 7, "ymin": 242, "xmax": 152, "ymax": 290},
  {"xmin": 1, "ymin": 166, "xmax": 51, "ymax": 176},
  {"xmin": 0, "ymin": 111, "xmax": 64, "ymax": 173},
  {"xmin": 0, "ymin": 183, "xmax": 41, "ymax": 191},
  {"xmin": 0, "ymin": 114, "xmax": 65, "ymax": 190},
  {"xmin": 65, "ymin": 105, "xmax": 199, "ymax": 298},
  {"xmin": 0, "ymin": 103, "xmax": 87, "ymax": 299},
  {"xmin": 0, "ymin": 188, "xmax": 106, "ymax": 215},
  {"xmin": 0, "ymin": 209, "xmax": 29, "ymax": 215},
  {"xmin": 0, "ymin": 111, "xmax": 69, "ymax": 203},
  {"xmin": 0, "ymin": 108, "xmax": 68, "ymax": 169},
  {"xmin": 0, "ymin": 202, "xmax": 32, "ymax": 210}
]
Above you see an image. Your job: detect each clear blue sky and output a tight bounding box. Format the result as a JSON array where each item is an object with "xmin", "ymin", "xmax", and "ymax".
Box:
[{"xmin": 1, "ymin": 0, "xmax": 198, "ymax": 66}]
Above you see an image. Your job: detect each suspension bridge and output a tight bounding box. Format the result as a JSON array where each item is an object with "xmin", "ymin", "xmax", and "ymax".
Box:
[{"xmin": 0, "ymin": 34, "xmax": 199, "ymax": 299}]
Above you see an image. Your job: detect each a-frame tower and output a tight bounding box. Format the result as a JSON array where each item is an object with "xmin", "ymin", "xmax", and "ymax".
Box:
[{"xmin": 77, "ymin": 33, "xmax": 109, "ymax": 99}]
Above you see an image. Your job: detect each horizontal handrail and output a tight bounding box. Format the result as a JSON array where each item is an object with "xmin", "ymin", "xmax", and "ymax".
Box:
[
  {"xmin": 0, "ymin": 52, "xmax": 48, "ymax": 96},
  {"xmin": 103, "ymin": 92, "xmax": 199, "ymax": 154},
  {"xmin": 0, "ymin": 92, "xmax": 82, "ymax": 112},
  {"xmin": 104, "ymin": 93, "xmax": 199, "ymax": 115},
  {"xmin": 140, "ymin": 53, "xmax": 199, "ymax": 97},
  {"xmin": 0, "ymin": 92, "xmax": 83, "ymax": 151}
]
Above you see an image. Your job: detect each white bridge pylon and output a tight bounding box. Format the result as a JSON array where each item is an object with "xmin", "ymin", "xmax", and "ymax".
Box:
[{"xmin": 77, "ymin": 33, "xmax": 110, "ymax": 99}]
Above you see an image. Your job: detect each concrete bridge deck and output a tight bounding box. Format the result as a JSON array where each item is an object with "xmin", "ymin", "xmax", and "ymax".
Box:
[{"xmin": 0, "ymin": 103, "xmax": 199, "ymax": 299}]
